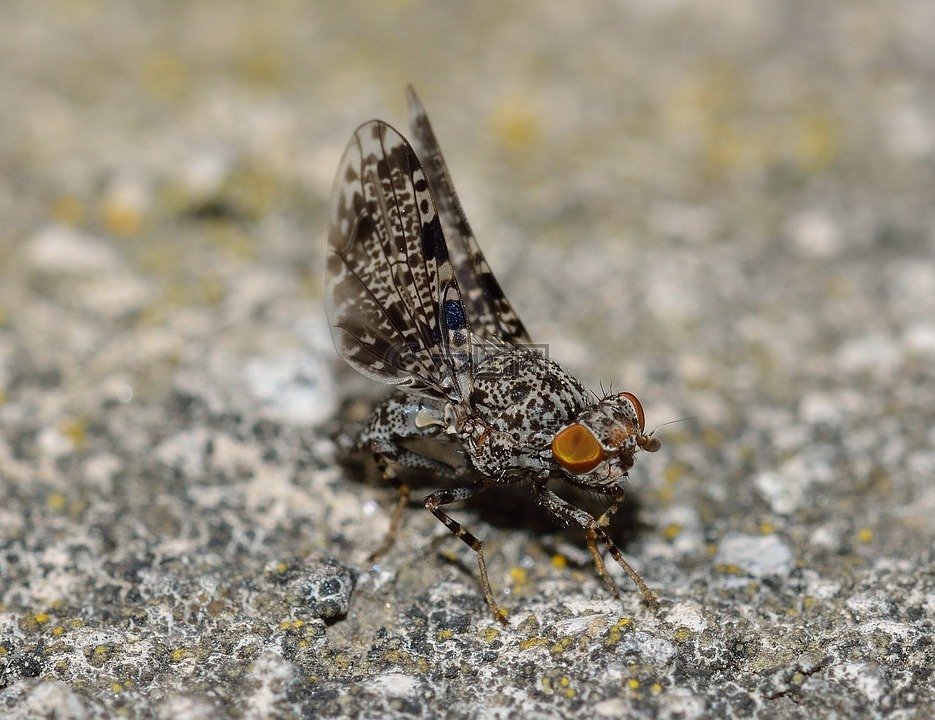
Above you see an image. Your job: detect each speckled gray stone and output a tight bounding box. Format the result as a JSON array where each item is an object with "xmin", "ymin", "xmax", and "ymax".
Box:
[{"xmin": 2, "ymin": 2, "xmax": 934, "ymax": 719}]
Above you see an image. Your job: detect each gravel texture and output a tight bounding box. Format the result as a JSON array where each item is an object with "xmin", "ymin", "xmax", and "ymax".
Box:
[{"xmin": 1, "ymin": 2, "xmax": 934, "ymax": 719}]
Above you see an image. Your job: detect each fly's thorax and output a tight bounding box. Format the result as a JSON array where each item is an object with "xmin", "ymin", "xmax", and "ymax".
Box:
[
  {"xmin": 549, "ymin": 391, "xmax": 660, "ymax": 489},
  {"xmin": 456, "ymin": 346, "xmax": 591, "ymax": 479},
  {"xmin": 468, "ymin": 347, "xmax": 590, "ymax": 437}
]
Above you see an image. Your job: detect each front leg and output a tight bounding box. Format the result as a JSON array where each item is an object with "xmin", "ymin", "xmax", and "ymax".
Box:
[
  {"xmin": 586, "ymin": 490, "xmax": 626, "ymax": 600},
  {"xmin": 532, "ymin": 483, "xmax": 659, "ymax": 611}
]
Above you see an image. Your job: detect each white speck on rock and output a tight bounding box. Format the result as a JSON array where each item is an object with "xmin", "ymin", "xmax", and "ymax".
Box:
[
  {"xmin": 367, "ymin": 672, "xmax": 423, "ymax": 698},
  {"xmin": 244, "ymin": 352, "xmax": 336, "ymax": 426},
  {"xmin": 158, "ymin": 695, "xmax": 224, "ymax": 720},
  {"xmin": 715, "ymin": 534, "xmax": 795, "ymax": 578},
  {"xmin": 835, "ymin": 333, "xmax": 902, "ymax": 375},
  {"xmin": 905, "ymin": 323, "xmax": 935, "ymax": 356},
  {"xmin": 665, "ymin": 601, "xmax": 708, "ymax": 633},
  {"xmin": 825, "ymin": 662, "xmax": 888, "ymax": 703},
  {"xmin": 245, "ymin": 647, "xmax": 297, "ymax": 720},
  {"xmin": 8, "ymin": 680, "xmax": 91, "ymax": 720},
  {"xmin": 24, "ymin": 224, "xmax": 121, "ymax": 274},
  {"xmin": 754, "ymin": 470, "xmax": 804, "ymax": 516},
  {"xmin": 846, "ymin": 590, "xmax": 893, "ymax": 619},
  {"xmin": 785, "ymin": 209, "xmax": 843, "ymax": 259}
]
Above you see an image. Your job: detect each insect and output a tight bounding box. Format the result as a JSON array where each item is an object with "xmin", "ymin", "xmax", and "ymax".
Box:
[{"xmin": 326, "ymin": 87, "xmax": 661, "ymax": 624}]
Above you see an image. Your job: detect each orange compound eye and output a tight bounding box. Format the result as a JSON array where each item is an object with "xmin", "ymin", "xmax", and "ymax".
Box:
[
  {"xmin": 552, "ymin": 424, "xmax": 605, "ymax": 474},
  {"xmin": 618, "ymin": 392, "xmax": 645, "ymax": 430}
]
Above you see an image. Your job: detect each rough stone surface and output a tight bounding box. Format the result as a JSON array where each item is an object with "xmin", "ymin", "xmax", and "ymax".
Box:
[{"xmin": 1, "ymin": 2, "xmax": 933, "ymax": 719}]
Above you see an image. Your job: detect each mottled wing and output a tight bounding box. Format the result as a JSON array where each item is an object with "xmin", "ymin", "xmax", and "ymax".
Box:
[
  {"xmin": 406, "ymin": 87, "xmax": 532, "ymax": 347},
  {"xmin": 326, "ymin": 119, "xmax": 473, "ymax": 401}
]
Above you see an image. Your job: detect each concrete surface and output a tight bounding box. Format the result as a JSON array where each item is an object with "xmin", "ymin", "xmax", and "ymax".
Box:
[{"xmin": 1, "ymin": 2, "xmax": 934, "ymax": 718}]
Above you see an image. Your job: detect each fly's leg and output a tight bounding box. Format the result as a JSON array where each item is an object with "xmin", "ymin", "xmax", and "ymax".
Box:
[
  {"xmin": 586, "ymin": 490, "xmax": 626, "ymax": 600},
  {"xmin": 367, "ymin": 447, "xmax": 459, "ymax": 562},
  {"xmin": 533, "ymin": 484, "xmax": 659, "ymax": 611},
  {"xmin": 367, "ymin": 460, "xmax": 408, "ymax": 563},
  {"xmin": 359, "ymin": 395, "xmax": 462, "ymax": 561},
  {"xmin": 423, "ymin": 481, "xmax": 508, "ymax": 625}
]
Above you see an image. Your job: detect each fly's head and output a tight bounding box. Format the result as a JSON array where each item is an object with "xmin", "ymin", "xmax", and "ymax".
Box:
[{"xmin": 549, "ymin": 391, "xmax": 660, "ymax": 490}]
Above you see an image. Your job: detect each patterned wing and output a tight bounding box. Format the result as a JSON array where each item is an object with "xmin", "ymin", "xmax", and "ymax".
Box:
[
  {"xmin": 406, "ymin": 87, "xmax": 533, "ymax": 347},
  {"xmin": 326, "ymin": 119, "xmax": 473, "ymax": 401}
]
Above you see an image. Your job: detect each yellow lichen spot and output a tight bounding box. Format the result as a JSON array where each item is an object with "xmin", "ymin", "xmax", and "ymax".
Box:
[
  {"xmin": 279, "ymin": 620, "xmax": 292, "ymax": 630},
  {"xmin": 238, "ymin": 49, "xmax": 285, "ymax": 90},
  {"xmin": 558, "ymin": 676, "xmax": 576, "ymax": 698},
  {"xmin": 141, "ymin": 51, "xmax": 189, "ymax": 102},
  {"xmin": 102, "ymin": 198, "xmax": 144, "ymax": 238},
  {"xmin": 519, "ymin": 637, "xmax": 547, "ymax": 651},
  {"xmin": 47, "ymin": 493, "xmax": 67, "ymax": 512},
  {"xmin": 663, "ymin": 524, "xmax": 682, "ymax": 540},
  {"xmin": 549, "ymin": 637, "xmax": 573, "ymax": 655},
  {"xmin": 664, "ymin": 464, "xmax": 685, "ymax": 483},
  {"xmin": 59, "ymin": 418, "xmax": 88, "ymax": 449},
  {"xmin": 857, "ymin": 528, "xmax": 873, "ymax": 543},
  {"xmin": 169, "ymin": 648, "xmax": 192, "ymax": 663},
  {"xmin": 509, "ymin": 567, "xmax": 528, "ymax": 586},
  {"xmin": 489, "ymin": 98, "xmax": 540, "ymax": 154},
  {"xmin": 702, "ymin": 427, "xmax": 723, "ymax": 448},
  {"xmin": 628, "ymin": 678, "xmax": 641, "ymax": 691},
  {"xmin": 551, "ymin": 554, "xmax": 567, "ymax": 570},
  {"xmin": 803, "ymin": 597, "xmax": 814, "ymax": 609},
  {"xmin": 52, "ymin": 626, "xmax": 65, "ymax": 637},
  {"xmin": 517, "ymin": 614, "xmax": 540, "ymax": 634},
  {"xmin": 436, "ymin": 630, "xmax": 453, "ymax": 641},
  {"xmin": 479, "ymin": 627, "xmax": 500, "ymax": 643},
  {"xmin": 759, "ymin": 522, "xmax": 775, "ymax": 535},
  {"xmin": 52, "ymin": 195, "xmax": 86, "ymax": 226},
  {"xmin": 111, "ymin": 682, "xmax": 123, "ymax": 693},
  {"xmin": 651, "ymin": 682, "xmax": 663, "ymax": 695},
  {"xmin": 34, "ymin": 613, "xmax": 51, "ymax": 625},
  {"xmin": 604, "ymin": 618, "xmax": 633, "ymax": 646},
  {"xmin": 795, "ymin": 110, "xmax": 840, "ymax": 172},
  {"xmin": 673, "ymin": 628, "xmax": 694, "ymax": 642}
]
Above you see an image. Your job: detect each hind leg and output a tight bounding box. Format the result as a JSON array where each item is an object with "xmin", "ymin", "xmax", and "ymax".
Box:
[{"xmin": 357, "ymin": 396, "xmax": 464, "ymax": 560}]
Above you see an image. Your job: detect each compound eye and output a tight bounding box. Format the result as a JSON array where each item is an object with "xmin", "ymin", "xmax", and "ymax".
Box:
[
  {"xmin": 552, "ymin": 424, "xmax": 605, "ymax": 474},
  {"xmin": 618, "ymin": 392, "xmax": 645, "ymax": 430}
]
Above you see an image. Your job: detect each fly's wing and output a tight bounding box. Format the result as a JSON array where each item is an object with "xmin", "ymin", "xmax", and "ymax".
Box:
[
  {"xmin": 326, "ymin": 119, "xmax": 473, "ymax": 402},
  {"xmin": 406, "ymin": 87, "xmax": 533, "ymax": 347}
]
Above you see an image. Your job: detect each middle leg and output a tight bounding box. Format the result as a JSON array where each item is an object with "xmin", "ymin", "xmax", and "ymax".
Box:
[{"xmin": 423, "ymin": 481, "xmax": 508, "ymax": 624}]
